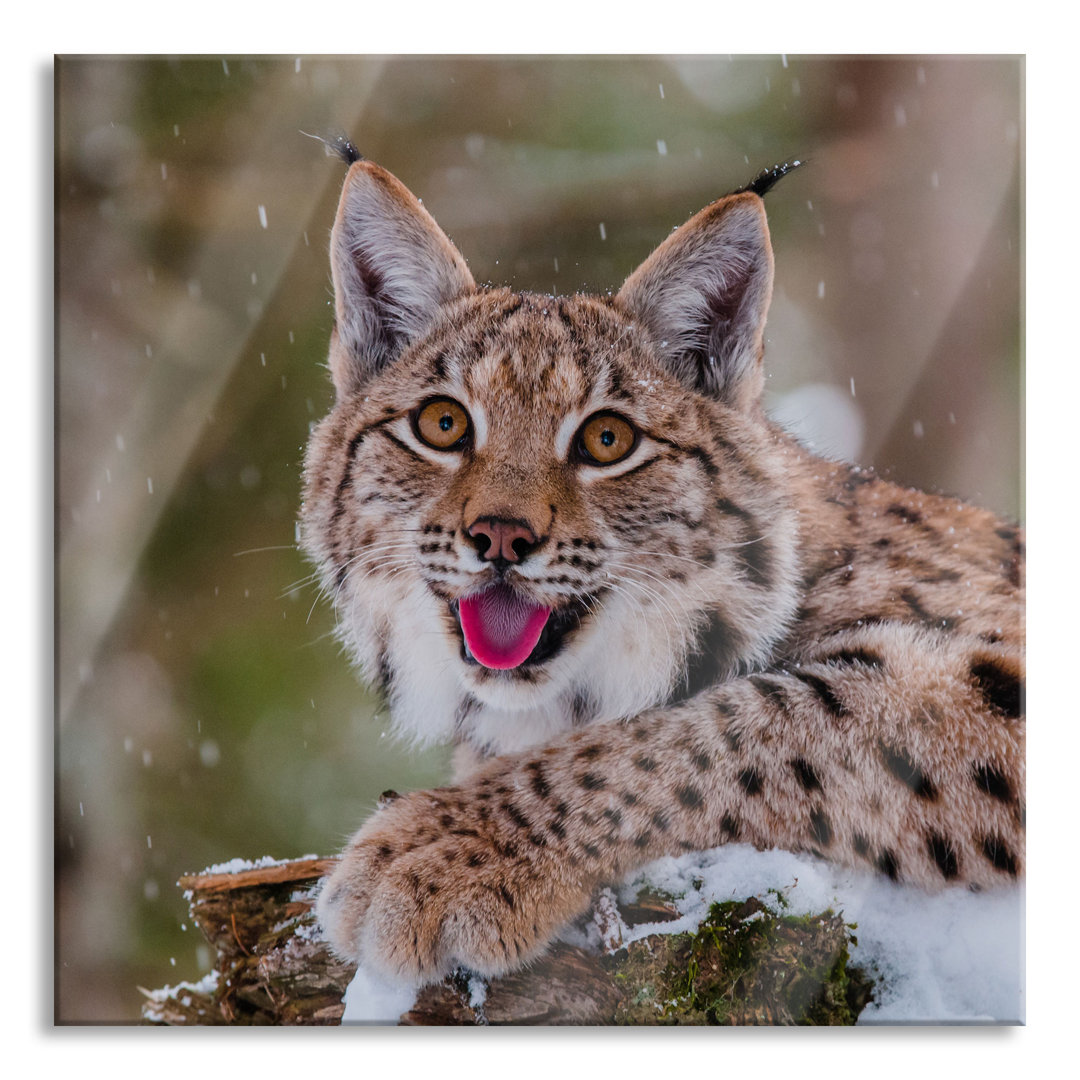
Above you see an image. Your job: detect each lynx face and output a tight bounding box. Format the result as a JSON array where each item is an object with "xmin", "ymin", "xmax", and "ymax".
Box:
[{"xmin": 301, "ymin": 162, "xmax": 799, "ymax": 755}]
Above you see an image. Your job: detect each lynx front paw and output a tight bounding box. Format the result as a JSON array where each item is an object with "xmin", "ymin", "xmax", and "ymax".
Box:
[{"xmin": 316, "ymin": 789, "xmax": 592, "ymax": 985}]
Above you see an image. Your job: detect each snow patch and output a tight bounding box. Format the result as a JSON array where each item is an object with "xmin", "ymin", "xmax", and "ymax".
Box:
[
  {"xmin": 341, "ymin": 963, "xmax": 418, "ymax": 1024},
  {"xmin": 198, "ymin": 853, "xmax": 318, "ymax": 875},
  {"xmin": 142, "ymin": 969, "xmax": 219, "ymax": 1004},
  {"xmin": 611, "ymin": 845, "xmax": 1024, "ymax": 1024}
]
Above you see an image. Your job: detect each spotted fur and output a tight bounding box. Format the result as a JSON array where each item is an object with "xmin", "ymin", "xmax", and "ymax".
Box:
[{"xmin": 302, "ymin": 160, "xmax": 1024, "ymax": 986}]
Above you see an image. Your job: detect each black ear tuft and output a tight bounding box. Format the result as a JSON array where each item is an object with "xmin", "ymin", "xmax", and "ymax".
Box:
[
  {"xmin": 302, "ymin": 130, "xmax": 364, "ymax": 166},
  {"xmin": 330, "ymin": 135, "xmax": 364, "ymax": 166},
  {"xmin": 734, "ymin": 159, "xmax": 805, "ymax": 198}
]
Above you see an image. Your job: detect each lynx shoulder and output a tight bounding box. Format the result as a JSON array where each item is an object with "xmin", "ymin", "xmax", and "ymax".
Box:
[{"xmin": 301, "ymin": 155, "xmax": 1024, "ymax": 985}]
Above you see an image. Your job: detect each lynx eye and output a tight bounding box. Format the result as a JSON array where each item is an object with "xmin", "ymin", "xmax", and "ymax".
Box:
[
  {"xmin": 576, "ymin": 412, "xmax": 637, "ymax": 465},
  {"xmin": 414, "ymin": 398, "xmax": 471, "ymax": 450}
]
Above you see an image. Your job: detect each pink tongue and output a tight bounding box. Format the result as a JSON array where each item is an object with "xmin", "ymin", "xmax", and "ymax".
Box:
[{"xmin": 458, "ymin": 585, "xmax": 551, "ymax": 670}]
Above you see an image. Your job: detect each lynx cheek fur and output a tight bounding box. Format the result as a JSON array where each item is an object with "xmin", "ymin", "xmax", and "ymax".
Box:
[{"xmin": 302, "ymin": 151, "xmax": 1024, "ymax": 986}]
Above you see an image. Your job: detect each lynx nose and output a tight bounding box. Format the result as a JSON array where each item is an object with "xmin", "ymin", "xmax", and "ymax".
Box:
[{"xmin": 467, "ymin": 517, "xmax": 539, "ymax": 564}]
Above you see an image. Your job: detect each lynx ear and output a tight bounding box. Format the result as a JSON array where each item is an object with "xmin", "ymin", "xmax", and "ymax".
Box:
[
  {"xmin": 328, "ymin": 161, "xmax": 476, "ymax": 396},
  {"xmin": 616, "ymin": 192, "xmax": 774, "ymax": 410}
]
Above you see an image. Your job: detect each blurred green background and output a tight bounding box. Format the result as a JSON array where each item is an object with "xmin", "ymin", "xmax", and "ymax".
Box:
[{"xmin": 55, "ymin": 55, "xmax": 1022, "ymax": 1022}]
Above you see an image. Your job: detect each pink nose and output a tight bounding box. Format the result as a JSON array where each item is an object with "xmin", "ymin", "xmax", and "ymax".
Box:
[{"xmin": 467, "ymin": 518, "xmax": 538, "ymax": 563}]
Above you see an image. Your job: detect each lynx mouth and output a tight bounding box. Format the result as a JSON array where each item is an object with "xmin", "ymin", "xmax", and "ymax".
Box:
[{"xmin": 450, "ymin": 585, "xmax": 592, "ymax": 670}]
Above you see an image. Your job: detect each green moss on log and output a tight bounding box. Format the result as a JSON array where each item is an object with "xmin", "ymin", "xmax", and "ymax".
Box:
[{"xmin": 606, "ymin": 896, "xmax": 874, "ymax": 1025}]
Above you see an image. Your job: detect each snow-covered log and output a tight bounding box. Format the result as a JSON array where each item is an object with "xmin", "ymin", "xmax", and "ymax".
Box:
[{"xmin": 141, "ymin": 855, "xmax": 871, "ymax": 1025}]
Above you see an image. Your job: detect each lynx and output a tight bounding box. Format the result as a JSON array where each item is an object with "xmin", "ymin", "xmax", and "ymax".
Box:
[{"xmin": 301, "ymin": 143, "xmax": 1024, "ymax": 988}]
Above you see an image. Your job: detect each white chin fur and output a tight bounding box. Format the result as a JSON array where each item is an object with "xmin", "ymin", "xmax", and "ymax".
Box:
[
  {"xmin": 342, "ymin": 579, "xmax": 694, "ymax": 756},
  {"xmin": 341, "ymin": 578, "xmax": 462, "ymax": 746}
]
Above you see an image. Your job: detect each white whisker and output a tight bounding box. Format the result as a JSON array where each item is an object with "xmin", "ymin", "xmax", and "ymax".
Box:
[{"xmin": 233, "ymin": 543, "xmax": 299, "ymax": 557}]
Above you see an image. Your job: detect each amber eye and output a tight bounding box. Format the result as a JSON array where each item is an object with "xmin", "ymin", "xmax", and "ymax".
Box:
[
  {"xmin": 576, "ymin": 412, "xmax": 637, "ymax": 465},
  {"xmin": 414, "ymin": 398, "xmax": 471, "ymax": 450}
]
